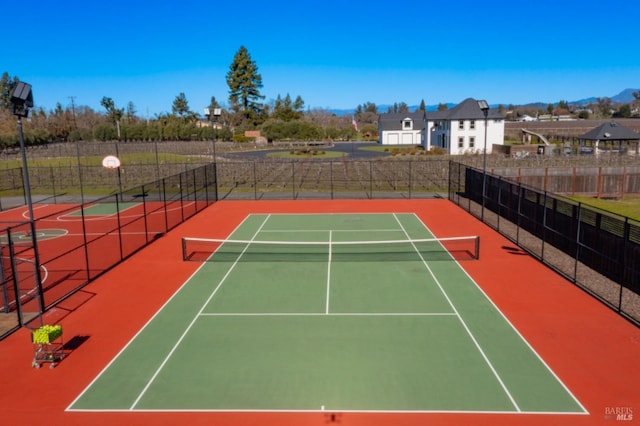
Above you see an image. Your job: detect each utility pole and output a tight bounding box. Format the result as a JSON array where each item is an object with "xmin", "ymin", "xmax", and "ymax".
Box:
[{"xmin": 68, "ymin": 96, "xmax": 77, "ymax": 130}]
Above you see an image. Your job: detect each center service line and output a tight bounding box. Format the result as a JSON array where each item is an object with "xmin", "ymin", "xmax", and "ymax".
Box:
[{"xmin": 325, "ymin": 230, "xmax": 332, "ymax": 315}]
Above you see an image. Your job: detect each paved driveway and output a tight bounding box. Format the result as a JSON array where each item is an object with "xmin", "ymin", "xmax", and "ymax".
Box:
[{"xmin": 222, "ymin": 142, "xmax": 390, "ymax": 160}]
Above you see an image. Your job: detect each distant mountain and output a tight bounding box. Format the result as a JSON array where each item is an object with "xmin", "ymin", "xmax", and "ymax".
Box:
[
  {"xmin": 613, "ymin": 88, "xmax": 639, "ymax": 103},
  {"xmin": 327, "ymin": 89, "xmax": 639, "ymax": 116},
  {"xmin": 329, "ymin": 103, "xmax": 453, "ymax": 116},
  {"xmin": 523, "ymin": 88, "xmax": 639, "ymax": 109},
  {"xmin": 574, "ymin": 88, "xmax": 639, "ymax": 105}
]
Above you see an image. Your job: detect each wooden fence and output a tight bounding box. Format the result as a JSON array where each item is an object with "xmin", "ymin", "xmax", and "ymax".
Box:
[{"xmin": 491, "ymin": 165, "xmax": 640, "ymax": 198}]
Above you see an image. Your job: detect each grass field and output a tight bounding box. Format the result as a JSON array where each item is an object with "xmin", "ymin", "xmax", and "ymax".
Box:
[{"xmin": 570, "ymin": 195, "xmax": 640, "ymax": 221}]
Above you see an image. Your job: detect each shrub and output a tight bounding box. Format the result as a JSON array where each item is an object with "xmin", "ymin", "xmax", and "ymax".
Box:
[{"xmin": 233, "ymin": 134, "xmax": 254, "ymax": 143}]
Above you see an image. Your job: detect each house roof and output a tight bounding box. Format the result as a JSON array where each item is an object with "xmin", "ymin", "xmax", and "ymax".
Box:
[
  {"xmin": 428, "ymin": 98, "xmax": 504, "ymax": 121},
  {"xmin": 378, "ymin": 111, "xmax": 426, "ymax": 131},
  {"xmin": 580, "ymin": 121, "xmax": 640, "ymax": 141},
  {"xmin": 377, "ymin": 98, "xmax": 505, "ymax": 130}
]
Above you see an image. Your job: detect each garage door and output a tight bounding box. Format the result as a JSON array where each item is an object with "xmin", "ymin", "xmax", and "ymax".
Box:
[{"xmin": 402, "ymin": 133, "xmax": 414, "ymax": 144}]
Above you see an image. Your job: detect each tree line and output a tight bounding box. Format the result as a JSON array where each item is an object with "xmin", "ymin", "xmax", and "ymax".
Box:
[
  {"xmin": 4, "ymin": 45, "xmax": 635, "ymax": 148},
  {"xmin": 0, "ymin": 46, "xmax": 397, "ymax": 148}
]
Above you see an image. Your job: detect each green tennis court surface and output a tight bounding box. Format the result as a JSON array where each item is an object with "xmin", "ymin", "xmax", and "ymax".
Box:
[
  {"xmin": 67, "ymin": 202, "xmax": 140, "ymax": 216},
  {"xmin": 68, "ymin": 213, "xmax": 586, "ymax": 414}
]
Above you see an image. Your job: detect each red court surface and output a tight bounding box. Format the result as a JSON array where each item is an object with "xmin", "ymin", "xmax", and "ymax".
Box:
[{"xmin": 1, "ymin": 199, "xmax": 638, "ymax": 426}]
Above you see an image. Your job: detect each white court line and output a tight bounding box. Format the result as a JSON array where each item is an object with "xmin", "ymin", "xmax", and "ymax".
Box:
[
  {"xmin": 128, "ymin": 214, "xmax": 272, "ymax": 410},
  {"xmin": 325, "ymin": 230, "xmax": 332, "ymax": 314},
  {"xmin": 68, "ymin": 408, "xmax": 588, "ymax": 415},
  {"xmin": 409, "ymin": 213, "xmax": 588, "ymax": 414},
  {"xmin": 392, "ymin": 213, "xmax": 522, "ymax": 412},
  {"xmin": 0, "ymin": 256, "xmax": 49, "ymax": 307},
  {"xmin": 199, "ymin": 312, "xmax": 457, "ymax": 317},
  {"xmin": 64, "ymin": 231, "xmax": 159, "ymax": 237},
  {"xmin": 66, "ymin": 214, "xmax": 255, "ymax": 412},
  {"xmin": 67, "ymin": 212, "xmax": 585, "ymax": 415},
  {"xmin": 260, "ymin": 228, "xmax": 402, "ymax": 233}
]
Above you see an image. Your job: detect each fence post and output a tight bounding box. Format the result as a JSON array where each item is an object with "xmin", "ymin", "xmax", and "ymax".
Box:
[
  {"xmin": 541, "ymin": 191, "xmax": 548, "ymax": 261},
  {"xmin": 141, "ymin": 184, "xmax": 150, "ymax": 242},
  {"xmin": 50, "ymin": 166, "xmax": 57, "ymax": 204},
  {"xmin": 369, "ymin": 161, "xmax": 373, "ymax": 199},
  {"xmin": 574, "ymin": 202, "xmax": 582, "ymax": 283},
  {"xmin": 155, "ymin": 141, "xmax": 161, "ymax": 183},
  {"xmin": 79, "ymin": 204, "xmax": 91, "ymax": 280},
  {"xmin": 496, "ymin": 177, "xmax": 502, "ymax": 231},
  {"xmin": 618, "ymin": 217, "xmax": 629, "ymax": 313},
  {"xmin": 6, "ymin": 233, "xmax": 25, "ymax": 325},
  {"xmin": 114, "ymin": 194, "xmax": 124, "ymax": 261},
  {"xmin": 516, "ymin": 184, "xmax": 523, "ymax": 245},
  {"xmin": 408, "ymin": 161, "xmax": 412, "ymax": 199},
  {"xmin": 179, "ymin": 173, "xmax": 185, "ymax": 222},
  {"xmin": 76, "ymin": 142, "xmax": 85, "ymax": 204},
  {"xmin": 330, "ymin": 161, "xmax": 334, "ymax": 200},
  {"xmin": 161, "ymin": 177, "xmax": 169, "ymax": 232},
  {"xmin": 544, "ymin": 167, "xmax": 549, "ymax": 192}
]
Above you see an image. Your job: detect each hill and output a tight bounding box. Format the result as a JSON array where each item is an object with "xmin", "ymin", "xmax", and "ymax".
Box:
[{"xmin": 328, "ymin": 89, "xmax": 639, "ymax": 116}]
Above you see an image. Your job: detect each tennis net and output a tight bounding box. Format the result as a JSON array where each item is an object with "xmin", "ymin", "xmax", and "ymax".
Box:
[{"xmin": 182, "ymin": 235, "xmax": 480, "ymax": 262}]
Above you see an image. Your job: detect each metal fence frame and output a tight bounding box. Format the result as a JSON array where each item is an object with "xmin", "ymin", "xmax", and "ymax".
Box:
[
  {"xmin": 3, "ymin": 157, "xmax": 639, "ymax": 340},
  {"xmin": 0, "ymin": 163, "xmax": 216, "ymax": 340},
  {"xmin": 1, "ymin": 159, "xmax": 452, "ymax": 207},
  {"xmin": 449, "ymin": 161, "xmax": 640, "ymax": 326}
]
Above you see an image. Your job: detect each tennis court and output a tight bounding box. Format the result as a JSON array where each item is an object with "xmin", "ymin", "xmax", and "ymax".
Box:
[{"xmin": 67, "ymin": 212, "xmax": 585, "ymax": 414}]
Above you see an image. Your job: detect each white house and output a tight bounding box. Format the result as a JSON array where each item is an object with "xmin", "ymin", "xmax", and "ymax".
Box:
[
  {"xmin": 377, "ymin": 98, "xmax": 504, "ymax": 154},
  {"xmin": 377, "ymin": 111, "xmax": 426, "ymax": 145},
  {"xmin": 426, "ymin": 98, "xmax": 505, "ymax": 154}
]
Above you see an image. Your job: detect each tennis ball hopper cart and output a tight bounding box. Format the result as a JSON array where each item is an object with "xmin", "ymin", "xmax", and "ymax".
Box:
[{"xmin": 31, "ymin": 324, "xmax": 64, "ymax": 368}]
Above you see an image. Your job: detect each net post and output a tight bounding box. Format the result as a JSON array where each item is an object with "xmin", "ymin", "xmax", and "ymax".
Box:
[
  {"xmin": 475, "ymin": 236, "xmax": 480, "ymax": 260},
  {"xmin": 181, "ymin": 238, "xmax": 187, "ymax": 261}
]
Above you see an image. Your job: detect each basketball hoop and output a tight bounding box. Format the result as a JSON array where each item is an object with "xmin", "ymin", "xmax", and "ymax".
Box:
[{"xmin": 102, "ymin": 155, "xmax": 121, "ymax": 169}]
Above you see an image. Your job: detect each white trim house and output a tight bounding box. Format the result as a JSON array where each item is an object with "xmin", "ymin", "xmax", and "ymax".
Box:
[
  {"xmin": 378, "ymin": 112, "xmax": 427, "ymax": 145},
  {"xmin": 426, "ymin": 98, "xmax": 505, "ymax": 154}
]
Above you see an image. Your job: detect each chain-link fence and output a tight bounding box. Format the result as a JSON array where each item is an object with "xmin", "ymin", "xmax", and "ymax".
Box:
[
  {"xmin": 449, "ymin": 161, "xmax": 640, "ymax": 326},
  {"xmin": 3, "ymin": 151, "xmax": 640, "ymax": 339},
  {"xmin": 0, "ymin": 163, "xmax": 216, "ymax": 340}
]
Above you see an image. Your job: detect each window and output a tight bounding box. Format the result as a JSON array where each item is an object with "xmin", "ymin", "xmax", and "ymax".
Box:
[
  {"xmin": 470, "ymin": 120, "xmax": 475, "ymax": 129},
  {"xmin": 469, "ymin": 136, "xmax": 475, "ymax": 148},
  {"xmin": 458, "ymin": 136, "xmax": 464, "ymax": 148},
  {"xmin": 458, "ymin": 120, "xmax": 464, "ymax": 130},
  {"xmin": 403, "ymin": 120, "xmax": 412, "ymax": 129}
]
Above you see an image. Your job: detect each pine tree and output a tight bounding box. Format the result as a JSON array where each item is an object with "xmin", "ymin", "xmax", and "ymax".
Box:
[
  {"xmin": 0, "ymin": 72, "xmax": 18, "ymax": 110},
  {"xmin": 207, "ymin": 96, "xmax": 221, "ymax": 111},
  {"xmin": 172, "ymin": 92, "xmax": 191, "ymax": 119},
  {"xmin": 226, "ymin": 46, "xmax": 265, "ymax": 123},
  {"xmin": 100, "ymin": 96, "xmax": 124, "ymax": 140}
]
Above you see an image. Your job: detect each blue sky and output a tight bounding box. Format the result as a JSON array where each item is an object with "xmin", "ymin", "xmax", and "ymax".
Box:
[{"xmin": 9, "ymin": 0, "xmax": 639, "ymax": 116}]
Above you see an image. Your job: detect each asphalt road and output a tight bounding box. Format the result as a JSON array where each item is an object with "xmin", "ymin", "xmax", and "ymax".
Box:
[{"xmin": 221, "ymin": 142, "xmax": 390, "ymax": 160}]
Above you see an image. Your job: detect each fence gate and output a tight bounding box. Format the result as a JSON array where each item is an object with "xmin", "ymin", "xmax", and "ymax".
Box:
[{"xmin": 0, "ymin": 228, "xmax": 43, "ymax": 339}]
